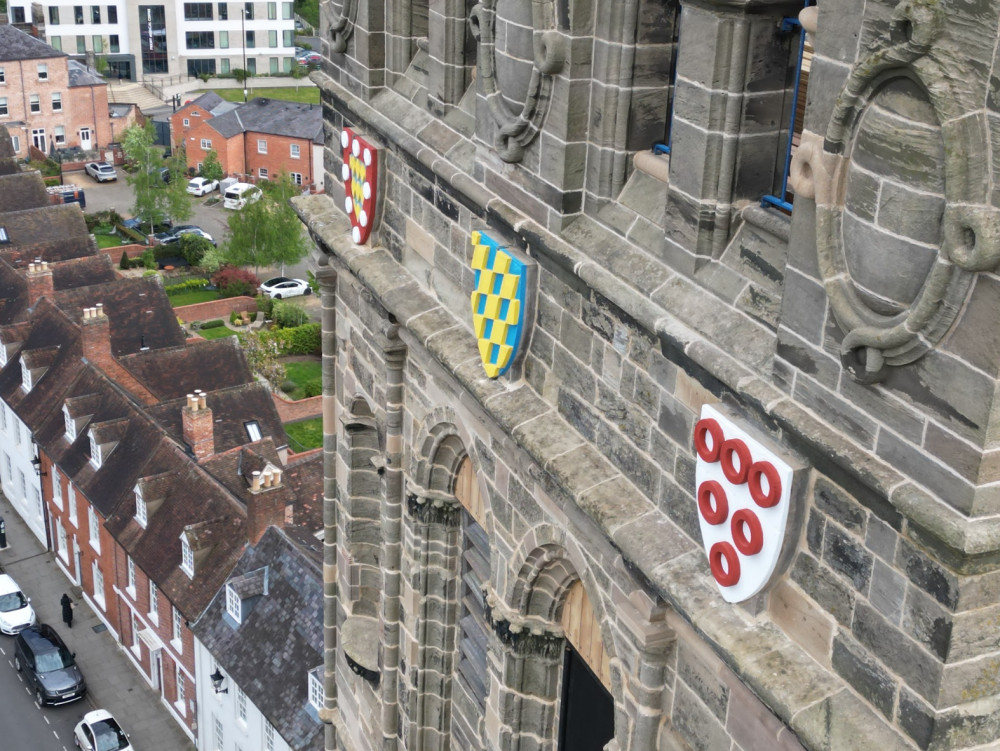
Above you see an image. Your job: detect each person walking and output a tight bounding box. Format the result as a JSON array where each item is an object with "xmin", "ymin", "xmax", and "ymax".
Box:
[{"xmin": 61, "ymin": 593, "xmax": 74, "ymax": 628}]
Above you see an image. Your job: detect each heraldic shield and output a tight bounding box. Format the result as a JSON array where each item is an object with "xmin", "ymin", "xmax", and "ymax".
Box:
[
  {"xmin": 693, "ymin": 404, "xmax": 800, "ymax": 603},
  {"xmin": 341, "ymin": 128, "xmax": 378, "ymax": 245},
  {"xmin": 470, "ymin": 231, "xmax": 527, "ymax": 379}
]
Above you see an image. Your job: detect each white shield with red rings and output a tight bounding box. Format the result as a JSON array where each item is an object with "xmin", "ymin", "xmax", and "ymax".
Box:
[{"xmin": 694, "ymin": 404, "xmax": 796, "ymax": 603}]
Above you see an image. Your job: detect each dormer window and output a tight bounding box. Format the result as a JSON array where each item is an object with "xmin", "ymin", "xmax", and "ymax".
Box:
[
  {"xmin": 245, "ymin": 421, "xmax": 262, "ymax": 442},
  {"xmin": 135, "ymin": 485, "xmax": 147, "ymax": 527},
  {"xmin": 63, "ymin": 404, "xmax": 76, "ymax": 441},
  {"xmin": 225, "ymin": 583, "xmax": 242, "ymax": 623},
  {"xmin": 20, "ymin": 358, "xmax": 32, "ymax": 392},
  {"xmin": 89, "ymin": 430, "xmax": 102, "ymax": 468},
  {"xmin": 308, "ymin": 667, "xmax": 324, "ymax": 710},
  {"xmin": 181, "ymin": 536, "xmax": 194, "ymax": 578}
]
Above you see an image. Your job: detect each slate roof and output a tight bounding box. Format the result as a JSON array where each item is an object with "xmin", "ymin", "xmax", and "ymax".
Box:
[
  {"xmin": 0, "ymin": 262, "xmax": 30, "ymax": 326},
  {"xmin": 283, "ymin": 451, "xmax": 323, "ymax": 531},
  {"xmin": 50, "ymin": 255, "xmax": 118, "ymax": 290},
  {"xmin": 0, "ymin": 172, "xmax": 49, "ymax": 213},
  {"xmin": 67, "ymin": 59, "xmax": 105, "ymax": 88},
  {"xmin": 208, "ymin": 98, "xmax": 324, "ymax": 144},
  {"xmin": 192, "ymin": 526, "xmax": 323, "ymax": 751},
  {"xmin": 0, "ymin": 24, "xmax": 67, "ymax": 62},
  {"xmin": 201, "ymin": 439, "xmax": 297, "ymax": 512}
]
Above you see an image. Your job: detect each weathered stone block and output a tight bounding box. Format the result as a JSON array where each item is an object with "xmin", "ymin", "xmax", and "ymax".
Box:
[{"xmin": 832, "ymin": 633, "xmax": 897, "ymax": 719}]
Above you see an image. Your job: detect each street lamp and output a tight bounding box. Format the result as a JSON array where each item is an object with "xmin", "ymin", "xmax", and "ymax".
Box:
[
  {"xmin": 210, "ymin": 667, "xmax": 229, "ymax": 694},
  {"xmin": 241, "ymin": 9, "xmax": 248, "ymax": 102}
]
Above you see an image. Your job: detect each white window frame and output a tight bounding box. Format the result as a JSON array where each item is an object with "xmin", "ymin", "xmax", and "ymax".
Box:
[
  {"xmin": 68, "ymin": 484, "xmax": 78, "ymax": 527},
  {"xmin": 236, "ymin": 685, "xmax": 247, "ymax": 724},
  {"xmin": 63, "ymin": 404, "xmax": 76, "ymax": 441},
  {"xmin": 308, "ymin": 670, "xmax": 324, "ymax": 710},
  {"xmin": 264, "ymin": 720, "xmax": 275, "ymax": 751},
  {"xmin": 214, "ymin": 715, "xmax": 224, "ymax": 750},
  {"xmin": 51, "ymin": 92, "xmax": 62, "ymax": 111},
  {"xmin": 172, "ymin": 605, "xmax": 183, "ymax": 648},
  {"xmin": 225, "ymin": 584, "xmax": 241, "ymax": 623},
  {"xmin": 181, "ymin": 536, "xmax": 195, "ymax": 577},
  {"xmin": 93, "ymin": 562, "xmax": 105, "ymax": 610},
  {"xmin": 175, "ymin": 666, "xmax": 187, "ymax": 715},
  {"xmin": 0, "ymin": 97, "xmax": 7, "ymax": 118},
  {"xmin": 127, "ymin": 555, "xmax": 136, "ymax": 596},
  {"xmin": 57, "ymin": 522, "xmax": 68, "ymax": 562},
  {"xmin": 148, "ymin": 580, "xmax": 159, "ymax": 623},
  {"xmin": 88, "ymin": 506, "xmax": 101, "ymax": 552},
  {"xmin": 135, "ymin": 485, "xmax": 147, "ymax": 527},
  {"xmin": 29, "ymin": 94, "xmax": 40, "ymax": 114},
  {"xmin": 183, "ymin": 118, "xmax": 190, "ymax": 127},
  {"xmin": 37, "ymin": 63, "xmax": 48, "ymax": 81},
  {"xmin": 200, "ymin": 138, "xmax": 212, "ymax": 149},
  {"xmin": 21, "ymin": 358, "xmax": 33, "ymax": 391},
  {"xmin": 131, "ymin": 612, "xmax": 141, "ymax": 655},
  {"xmin": 290, "ymin": 143, "xmax": 300, "ymax": 159},
  {"xmin": 54, "ymin": 125, "xmax": 66, "ymax": 145},
  {"xmin": 258, "ymin": 167, "xmax": 268, "ymax": 180},
  {"xmin": 51, "ymin": 466, "xmax": 62, "ymax": 510},
  {"xmin": 89, "ymin": 430, "xmax": 101, "ymax": 468},
  {"xmin": 257, "ymin": 139, "xmax": 267, "ymax": 154}
]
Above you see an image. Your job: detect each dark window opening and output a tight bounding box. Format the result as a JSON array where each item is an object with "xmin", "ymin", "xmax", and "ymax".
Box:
[{"xmin": 186, "ymin": 31, "xmax": 215, "ymax": 49}]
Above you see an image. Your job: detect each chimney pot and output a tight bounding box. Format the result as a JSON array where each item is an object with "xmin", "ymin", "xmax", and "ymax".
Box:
[
  {"xmin": 252, "ymin": 471, "xmax": 261, "ymax": 491},
  {"xmin": 95, "ymin": 303, "xmax": 104, "ymax": 317},
  {"xmin": 273, "ymin": 469, "xmax": 282, "ymax": 486}
]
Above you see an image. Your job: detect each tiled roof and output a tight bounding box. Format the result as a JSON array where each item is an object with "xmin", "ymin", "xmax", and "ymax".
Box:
[
  {"xmin": 0, "ymin": 172, "xmax": 49, "ymax": 213},
  {"xmin": 208, "ymin": 98, "xmax": 324, "ymax": 143},
  {"xmin": 192, "ymin": 526, "xmax": 323, "ymax": 751},
  {"xmin": 120, "ymin": 337, "xmax": 255, "ymax": 400},
  {"xmin": 67, "ymin": 59, "xmax": 105, "ymax": 88},
  {"xmin": 0, "ymin": 204, "xmax": 94, "ymax": 263},
  {"xmin": 0, "ymin": 24, "xmax": 67, "ymax": 62}
]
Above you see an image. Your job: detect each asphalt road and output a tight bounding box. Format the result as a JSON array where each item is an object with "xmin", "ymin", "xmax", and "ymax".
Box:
[{"xmin": 0, "ymin": 634, "xmax": 89, "ymax": 751}]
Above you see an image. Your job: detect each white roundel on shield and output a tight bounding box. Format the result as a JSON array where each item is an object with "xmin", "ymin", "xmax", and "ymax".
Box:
[{"xmin": 693, "ymin": 404, "xmax": 801, "ymax": 603}]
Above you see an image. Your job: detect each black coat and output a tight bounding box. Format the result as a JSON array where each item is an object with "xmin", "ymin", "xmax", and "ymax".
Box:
[{"xmin": 61, "ymin": 595, "xmax": 73, "ymax": 623}]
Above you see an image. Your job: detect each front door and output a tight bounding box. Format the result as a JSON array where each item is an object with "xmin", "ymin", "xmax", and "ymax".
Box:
[
  {"xmin": 558, "ymin": 645, "xmax": 615, "ymax": 751},
  {"xmin": 31, "ymin": 128, "xmax": 46, "ymax": 153},
  {"xmin": 79, "ymin": 127, "xmax": 92, "ymax": 151}
]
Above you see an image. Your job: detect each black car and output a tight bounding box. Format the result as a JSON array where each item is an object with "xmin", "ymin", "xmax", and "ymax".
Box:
[{"xmin": 14, "ymin": 624, "xmax": 87, "ymax": 706}]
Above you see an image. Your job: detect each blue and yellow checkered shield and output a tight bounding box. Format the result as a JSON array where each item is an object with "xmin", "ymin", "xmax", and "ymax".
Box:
[{"xmin": 470, "ymin": 231, "xmax": 527, "ymax": 379}]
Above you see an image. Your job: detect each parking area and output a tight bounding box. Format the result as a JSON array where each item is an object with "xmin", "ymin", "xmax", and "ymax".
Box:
[{"xmin": 63, "ymin": 169, "xmax": 232, "ymax": 242}]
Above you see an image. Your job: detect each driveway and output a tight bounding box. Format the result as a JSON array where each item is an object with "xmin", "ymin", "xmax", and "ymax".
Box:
[{"xmin": 63, "ymin": 169, "xmax": 231, "ymax": 242}]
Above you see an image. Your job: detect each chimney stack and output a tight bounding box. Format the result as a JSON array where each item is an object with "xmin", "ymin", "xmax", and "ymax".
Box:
[
  {"xmin": 80, "ymin": 302, "xmax": 113, "ymax": 370},
  {"xmin": 182, "ymin": 390, "xmax": 215, "ymax": 461},
  {"xmin": 246, "ymin": 470, "xmax": 287, "ymax": 544},
  {"xmin": 26, "ymin": 259, "xmax": 54, "ymax": 307}
]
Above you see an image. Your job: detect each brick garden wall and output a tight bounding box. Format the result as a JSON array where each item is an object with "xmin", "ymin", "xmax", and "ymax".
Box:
[{"xmin": 175, "ymin": 296, "xmax": 257, "ymax": 322}]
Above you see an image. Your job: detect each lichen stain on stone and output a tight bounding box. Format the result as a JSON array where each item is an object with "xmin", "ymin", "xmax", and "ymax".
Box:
[{"xmin": 960, "ymin": 658, "xmax": 999, "ymax": 702}]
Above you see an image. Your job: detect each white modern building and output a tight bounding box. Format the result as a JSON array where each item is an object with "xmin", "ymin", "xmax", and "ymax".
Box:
[{"xmin": 6, "ymin": 1, "xmax": 297, "ymax": 80}]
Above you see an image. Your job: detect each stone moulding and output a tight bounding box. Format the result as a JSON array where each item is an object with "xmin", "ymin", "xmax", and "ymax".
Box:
[
  {"xmin": 796, "ymin": 0, "xmax": 1000, "ymax": 384},
  {"xmin": 470, "ymin": 0, "xmax": 566, "ymax": 163},
  {"xmin": 322, "ymin": 0, "xmax": 357, "ymax": 53}
]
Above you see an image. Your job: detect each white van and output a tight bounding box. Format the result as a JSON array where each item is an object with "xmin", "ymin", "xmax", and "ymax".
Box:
[{"xmin": 223, "ymin": 182, "xmax": 262, "ymax": 210}]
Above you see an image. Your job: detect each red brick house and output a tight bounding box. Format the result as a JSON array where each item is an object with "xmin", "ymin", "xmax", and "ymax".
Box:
[
  {"xmin": 0, "ymin": 131, "xmax": 322, "ymax": 743},
  {"xmin": 0, "ymin": 25, "xmax": 113, "ymax": 158},
  {"xmin": 171, "ymin": 95, "xmax": 323, "ymax": 192}
]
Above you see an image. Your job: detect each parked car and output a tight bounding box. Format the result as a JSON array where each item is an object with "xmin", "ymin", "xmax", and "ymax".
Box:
[
  {"xmin": 153, "ymin": 225, "xmax": 216, "ymax": 246},
  {"xmin": 122, "ymin": 216, "xmax": 172, "ymax": 233},
  {"xmin": 84, "ymin": 162, "xmax": 117, "ymax": 182},
  {"xmin": 297, "ymin": 51, "xmax": 321, "ymax": 65},
  {"xmin": 0, "ymin": 574, "xmax": 35, "ymax": 635},
  {"xmin": 74, "ymin": 709, "xmax": 133, "ymax": 751},
  {"xmin": 13, "ymin": 623, "xmax": 87, "ymax": 706},
  {"xmin": 223, "ymin": 182, "xmax": 262, "ymax": 210},
  {"xmin": 187, "ymin": 177, "xmax": 219, "ymax": 196},
  {"xmin": 259, "ymin": 276, "xmax": 312, "ymax": 299}
]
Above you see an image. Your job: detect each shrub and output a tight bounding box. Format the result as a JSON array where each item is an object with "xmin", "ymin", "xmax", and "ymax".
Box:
[
  {"xmin": 280, "ymin": 379, "xmax": 297, "ymax": 393},
  {"xmin": 178, "ymin": 234, "xmax": 213, "ymax": 267},
  {"xmin": 199, "ymin": 319, "xmax": 226, "ymax": 330},
  {"xmin": 117, "ymin": 223, "xmax": 147, "ymax": 244},
  {"xmin": 256, "ymin": 294, "xmax": 274, "ymax": 319},
  {"xmin": 211, "ymin": 266, "xmax": 259, "ymax": 298},
  {"xmin": 303, "ymin": 379, "xmax": 322, "ymax": 398},
  {"xmin": 119, "ymin": 251, "xmax": 130, "ymax": 270},
  {"xmin": 258, "ymin": 322, "xmax": 321, "ymax": 356},
  {"xmin": 141, "ymin": 249, "xmax": 156, "ymax": 269},
  {"xmin": 272, "ymin": 300, "xmax": 308, "ymax": 329},
  {"xmin": 164, "ymin": 278, "xmax": 209, "ymax": 296}
]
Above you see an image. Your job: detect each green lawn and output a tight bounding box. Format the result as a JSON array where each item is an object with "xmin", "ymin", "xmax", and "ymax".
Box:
[
  {"xmin": 170, "ymin": 289, "xmax": 222, "ymax": 307},
  {"xmin": 197, "ymin": 325, "xmax": 237, "ymax": 340},
  {"xmin": 197, "ymin": 86, "xmax": 319, "ymax": 104},
  {"xmin": 285, "ymin": 417, "xmax": 322, "ymax": 452},
  {"xmin": 282, "ymin": 360, "xmax": 322, "ymax": 400},
  {"xmin": 95, "ymin": 234, "xmax": 124, "ymax": 249}
]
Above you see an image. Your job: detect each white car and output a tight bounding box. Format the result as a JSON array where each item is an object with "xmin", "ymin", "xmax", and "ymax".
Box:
[
  {"xmin": 74, "ymin": 709, "xmax": 133, "ymax": 751},
  {"xmin": 84, "ymin": 162, "xmax": 117, "ymax": 182},
  {"xmin": 259, "ymin": 276, "xmax": 312, "ymax": 299},
  {"xmin": 0, "ymin": 574, "xmax": 35, "ymax": 635},
  {"xmin": 187, "ymin": 177, "xmax": 219, "ymax": 196}
]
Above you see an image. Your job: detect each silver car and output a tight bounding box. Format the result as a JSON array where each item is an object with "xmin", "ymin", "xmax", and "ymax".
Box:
[{"xmin": 84, "ymin": 162, "xmax": 117, "ymax": 182}]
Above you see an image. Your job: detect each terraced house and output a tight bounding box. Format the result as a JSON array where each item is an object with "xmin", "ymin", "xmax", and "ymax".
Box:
[{"xmin": 294, "ymin": 0, "xmax": 1000, "ymax": 750}]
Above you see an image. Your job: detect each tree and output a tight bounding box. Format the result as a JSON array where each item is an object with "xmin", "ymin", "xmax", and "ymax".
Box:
[
  {"xmin": 220, "ymin": 173, "xmax": 308, "ymax": 274},
  {"xmin": 121, "ymin": 123, "xmax": 192, "ymax": 236},
  {"xmin": 239, "ymin": 330, "xmax": 284, "ymax": 390},
  {"xmin": 200, "ymin": 149, "xmax": 224, "ymax": 182}
]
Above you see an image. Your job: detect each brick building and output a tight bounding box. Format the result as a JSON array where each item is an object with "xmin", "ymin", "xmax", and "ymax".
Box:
[
  {"xmin": 293, "ymin": 1, "xmax": 1000, "ymax": 750},
  {"xmin": 0, "ymin": 24, "xmax": 112, "ymax": 158},
  {"xmin": 171, "ymin": 94, "xmax": 323, "ymax": 190},
  {"xmin": 0, "ymin": 125, "xmax": 323, "ymax": 744}
]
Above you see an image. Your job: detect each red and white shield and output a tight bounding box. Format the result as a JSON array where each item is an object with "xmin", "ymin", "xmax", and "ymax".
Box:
[
  {"xmin": 693, "ymin": 404, "xmax": 798, "ymax": 603},
  {"xmin": 340, "ymin": 128, "xmax": 378, "ymax": 245}
]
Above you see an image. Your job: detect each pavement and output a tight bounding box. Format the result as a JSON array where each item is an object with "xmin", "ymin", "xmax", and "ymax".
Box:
[{"xmin": 0, "ymin": 491, "xmax": 196, "ymax": 751}]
